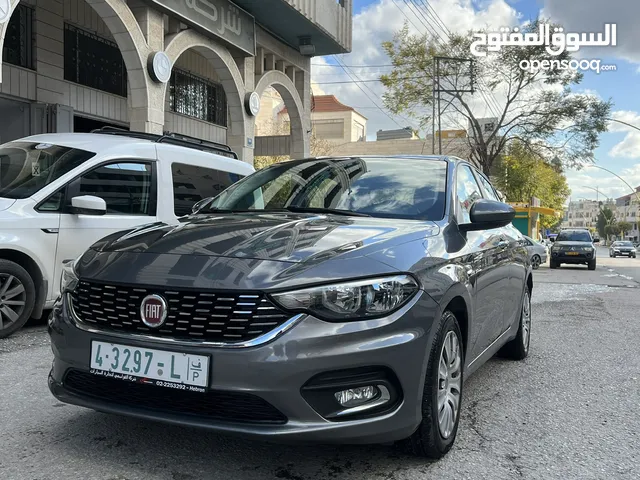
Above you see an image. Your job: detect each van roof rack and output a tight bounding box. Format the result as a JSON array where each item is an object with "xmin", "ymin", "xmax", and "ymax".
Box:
[{"xmin": 89, "ymin": 126, "xmax": 238, "ymax": 159}]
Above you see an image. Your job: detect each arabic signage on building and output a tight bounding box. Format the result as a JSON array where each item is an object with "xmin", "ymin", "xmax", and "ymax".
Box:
[
  {"xmin": 146, "ymin": 0, "xmax": 255, "ymax": 56},
  {"xmin": 470, "ymin": 23, "xmax": 617, "ymax": 57}
]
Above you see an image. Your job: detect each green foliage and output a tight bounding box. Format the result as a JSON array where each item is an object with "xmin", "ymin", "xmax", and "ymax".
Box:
[
  {"xmin": 605, "ymin": 224, "xmax": 621, "ymax": 237},
  {"xmin": 491, "ymin": 141, "xmax": 570, "ymax": 230},
  {"xmin": 617, "ymin": 221, "xmax": 633, "ymax": 237},
  {"xmin": 379, "ymin": 19, "xmax": 612, "ymax": 174},
  {"xmin": 597, "ymin": 206, "xmax": 615, "ymax": 239}
]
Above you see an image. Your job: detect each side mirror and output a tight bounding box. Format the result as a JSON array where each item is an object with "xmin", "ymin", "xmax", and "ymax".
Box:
[
  {"xmin": 549, "ymin": 237, "xmax": 555, "ymax": 242},
  {"xmin": 459, "ymin": 199, "xmax": 516, "ymax": 232},
  {"xmin": 70, "ymin": 195, "xmax": 106, "ymax": 215},
  {"xmin": 192, "ymin": 197, "xmax": 213, "ymax": 214}
]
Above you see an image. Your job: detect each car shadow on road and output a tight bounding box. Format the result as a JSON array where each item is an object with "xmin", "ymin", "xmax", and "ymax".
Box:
[{"xmin": 47, "ymin": 408, "xmax": 435, "ymax": 480}]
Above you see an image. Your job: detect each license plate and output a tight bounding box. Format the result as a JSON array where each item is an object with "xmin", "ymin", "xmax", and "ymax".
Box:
[
  {"xmin": 90, "ymin": 341, "xmax": 209, "ymax": 391},
  {"xmin": 566, "ymin": 252, "xmax": 579, "ymax": 255}
]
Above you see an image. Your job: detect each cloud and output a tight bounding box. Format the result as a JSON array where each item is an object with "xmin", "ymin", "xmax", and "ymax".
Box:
[
  {"xmin": 311, "ymin": 0, "xmax": 520, "ymax": 138},
  {"xmin": 566, "ymin": 163, "xmax": 640, "ymax": 200},
  {"xmin": 607, "ymin": 111, "xmax": 640, "ymax": 159},
  {"xmin": 541, "ymin": 0, "xmax": 639, "ymax": 64}
]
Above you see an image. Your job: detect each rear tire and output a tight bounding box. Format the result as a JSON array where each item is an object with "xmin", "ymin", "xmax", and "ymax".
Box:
[
  {"xmin": 400, "ymin": 311, "xmax": 463, "ymax": 459},
  {"xmin": 0, "ymin": 260, "xmax": 36, "ymax": 339},
  {"xmin": 531, "ymin": 255, "xmax": 541, "ymax": 270},
  {"xmin": 500, "ymin": 287, "xmax": 531, "ymax": 360},
  {"xmin": 588, "ymin": 259, "xmax": 596, "ymax": 270}
]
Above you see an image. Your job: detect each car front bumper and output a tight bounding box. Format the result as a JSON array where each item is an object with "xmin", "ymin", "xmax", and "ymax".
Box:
[
  {"xmin": 551, "ymin": 251, "xmax": 595, "ymax": 264},
  {"xmin": 48, "ymin": 291, "xmax": 439, "ymax": 445},
  {"xmin": 611, "ymin": 250, "xmax": 636, "ymax": 256}
]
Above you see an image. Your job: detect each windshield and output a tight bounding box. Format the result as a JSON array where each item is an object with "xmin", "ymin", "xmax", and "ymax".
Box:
[
  {"xmin": 0, "ymin": 142, "xmax": 96, "ymax": 199},
  {"xmin": 206, "ymin": 157, "xmax": 448, "ymax": 220},
  {"xmin": 556, "ymin": 230, "xmax": 592, "ymax": 242},
  {"xmin": 614, "ymin": 241, "xmax": 633, "ymax": 247}
]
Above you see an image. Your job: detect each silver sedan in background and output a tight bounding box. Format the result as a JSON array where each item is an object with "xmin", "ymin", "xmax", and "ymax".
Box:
[{"xmin": 523, "ymin": 235, "xmax": 548, "ymax": 269}]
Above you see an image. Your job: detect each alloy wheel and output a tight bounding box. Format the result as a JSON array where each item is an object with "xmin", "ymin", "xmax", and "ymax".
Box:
[
  {"xmin": 437, "ymin": 331, "xmax": 462, "ymax": 439},
  {"xmin": 521, "ymin": 290, "xmax": 531, "ymax": 350},
  {"xmin": 0, "ymin": 274, "xmax": 26, "ymax": 331},
  {"xmin": 531, "ymin": 255, "xmax": 541, "ymax": 269}
]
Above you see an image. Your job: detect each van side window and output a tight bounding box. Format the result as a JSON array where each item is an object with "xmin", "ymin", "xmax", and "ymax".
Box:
[
  {"xmin": 172, "ymin": 163, "xmax": 244, "ymax": 217},
  {"xmin": 78, "ymin": 162, "xmax": 153, "ymax": 215},
  {"xmin": 37, "ymin": 188, "xmax": 65, "ymax": 212}
]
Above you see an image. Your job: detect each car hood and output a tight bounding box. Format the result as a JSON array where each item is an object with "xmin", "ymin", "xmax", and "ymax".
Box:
[
  {"xmin": 553, "ymin": 241, "xmax": 593, "ymax": 248},
  {"xmin": 90, "ymin": 212, "xmax": 440, "ymax": 263},
  {"xmin": 612, "ymin": 245, "xmax": 634, "ymax": 250}
]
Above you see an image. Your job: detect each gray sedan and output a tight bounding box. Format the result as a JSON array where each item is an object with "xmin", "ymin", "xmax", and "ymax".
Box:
[{"xmin": 523, "ymin": 235, "xmax": 548, "ymax": 269}]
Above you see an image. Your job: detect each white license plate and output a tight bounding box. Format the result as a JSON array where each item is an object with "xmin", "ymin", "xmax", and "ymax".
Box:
[{"xmin": 90, "ymin": 341, "xmax": 209, "ymax": 391}]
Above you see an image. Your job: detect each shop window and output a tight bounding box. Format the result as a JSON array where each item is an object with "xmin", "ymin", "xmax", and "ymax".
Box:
[
  {"xmin": 3, "ymin": 4, "xmax": 35, "ymax": 70},
  {"xmin": 64, "ymin": 23, "xmax": 127, "ymax": 97},
  {"xmin": 171, "ymin": 162, "xmax": 244, "ymax": 216},
  {"xmin": 169, "ymin": 69, "xmax": 227, "ymax": 127}
]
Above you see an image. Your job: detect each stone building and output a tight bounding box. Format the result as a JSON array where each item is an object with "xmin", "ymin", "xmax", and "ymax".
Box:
[{"xmin": 0, "ymin": 0, "xmax": 353, "ymax": 164}]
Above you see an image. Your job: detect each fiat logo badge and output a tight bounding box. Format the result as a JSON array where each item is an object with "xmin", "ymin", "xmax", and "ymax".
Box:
[{"xmin": 140, "ymin": 294, "xmax": 168, "ymax": 328}]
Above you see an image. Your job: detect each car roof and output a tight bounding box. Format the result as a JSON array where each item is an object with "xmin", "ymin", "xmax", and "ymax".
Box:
[
  {"xmin": 282, "ymin": 154, "xmax": 479, "ymax": 169},
  {"xmin": 8, "ymin": 133, "xmax": 254, "ymax": 175}
]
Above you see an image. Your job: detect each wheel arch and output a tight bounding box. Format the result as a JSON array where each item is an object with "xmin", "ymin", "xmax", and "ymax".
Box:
[
  {"xmin": 437, "ymin": 283, "xmax": 473, "ymax": 359},
  {"xmin": 0, "ymin": 249, "xmax": 47, "ymax": 319}
]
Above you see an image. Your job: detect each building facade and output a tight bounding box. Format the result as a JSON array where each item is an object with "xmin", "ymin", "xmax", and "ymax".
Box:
[
  {"xmin": 615, "ymin": 187, "xmax": 640, "ymax": 241},
  {"xmin": 0, "ymin": 0, "xmax": 353, "ymax": 164}
]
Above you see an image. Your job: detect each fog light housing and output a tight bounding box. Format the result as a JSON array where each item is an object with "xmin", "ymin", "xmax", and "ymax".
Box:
[
  {"xmin": 335, "ymin": 386, "xmax": 378, "ymax": 407},
  {"xmin": 301, "ymin": 366, "xmax": 402, "ymax": 421}
]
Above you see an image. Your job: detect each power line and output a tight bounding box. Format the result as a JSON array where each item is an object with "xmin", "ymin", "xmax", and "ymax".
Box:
[
  {"xmin": 330, "ymin": 55, "xmax": 410, "ymax": 130},
  {"xmin": 313, "ymin": 76, "xmax": 426, "ymax": 85}
]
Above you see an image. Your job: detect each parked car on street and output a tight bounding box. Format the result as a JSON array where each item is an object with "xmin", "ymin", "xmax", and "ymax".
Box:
[
  {"xmin": 549, "ymin": 229, "xmax": 598, "ymax": 270},
  {"xmin": 522, "ymin": 235, "xmax": 548, "ymax": 269},
  {"xmin": 0, "ymin": 128, "xmax": 253, "ymax": 338},
  {"xmin": 49, "ymin": 155, "xmax": 533, "ymax": 459},
  {"xmin": 609, "ymin": 241, "xmax": 637, "ymax": 258}
]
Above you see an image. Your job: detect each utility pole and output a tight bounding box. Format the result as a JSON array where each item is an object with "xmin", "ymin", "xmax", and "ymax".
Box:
[{"xmin": 431, "ymin": 56, "xmax": 475, "ymax": 156}]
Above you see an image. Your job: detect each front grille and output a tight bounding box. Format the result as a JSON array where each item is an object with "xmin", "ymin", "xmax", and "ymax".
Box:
[
  {"xmin": 64, "ymin": 370, "xmax": 287, "ymax": 424},
  {"xmin": 69, "ymin": 280, "xmax": 291, "ymax": 343}
]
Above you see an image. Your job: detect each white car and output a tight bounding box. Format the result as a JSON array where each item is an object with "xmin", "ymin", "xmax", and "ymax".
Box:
[
  {"xmin": 0, "ymin": 129, "xmax": 254, "ymax": 338},
  {"xmin": 523, "ymin": 235, "xmax": 548, "ymax": 269}
]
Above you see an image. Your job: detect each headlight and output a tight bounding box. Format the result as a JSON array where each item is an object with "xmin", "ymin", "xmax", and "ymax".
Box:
[
  {"xmin": 271, "ymin": 275, "xmax": 419, "ymax": 321},
  {"xmin": 60, "ymin": 257, "xmax": 80, "ymax": 294}
]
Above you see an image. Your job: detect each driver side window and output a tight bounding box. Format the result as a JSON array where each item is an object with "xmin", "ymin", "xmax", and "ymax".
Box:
[{"xmin": 456, "ymin": 165, "xmax": 483, "ymax": 224}]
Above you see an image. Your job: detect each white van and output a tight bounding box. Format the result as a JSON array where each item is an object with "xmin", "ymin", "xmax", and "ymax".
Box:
[{"xmin": 0, "ymin": 128, "xmax": 254, "ymax": 338}]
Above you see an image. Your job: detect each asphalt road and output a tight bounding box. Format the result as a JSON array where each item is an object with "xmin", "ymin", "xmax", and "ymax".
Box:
[{"xmin": 1, "ymin": 250, "xmax": 639, "ymax": 480}]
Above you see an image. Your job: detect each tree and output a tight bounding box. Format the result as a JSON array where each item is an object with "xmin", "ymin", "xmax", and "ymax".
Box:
[
  {"xmin": 379, "ymin": 19, "xmax": 612, "ymax": 174},
  {"xmin": 597, "ymin": 206, "xmax": 616, "ymax": 239},
  {"xmin": 617, "ymin": 221, "xmax": 632, "ymax": 238},
  {"xmin": 491, "ymin": 141, "xmax": 570, "ymax": 230},
  {"xmin": 605, "ymin": 224, "xmax": 621, "ymax": 237}
]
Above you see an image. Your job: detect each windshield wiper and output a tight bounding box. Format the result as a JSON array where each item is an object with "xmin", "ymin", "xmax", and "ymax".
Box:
[{"xmin": 282, "ymin": 206, "xmax": 371, "ymax": 217}]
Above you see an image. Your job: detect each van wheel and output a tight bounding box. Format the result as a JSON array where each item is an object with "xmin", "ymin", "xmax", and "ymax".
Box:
[
  {"xmin": 400, "ymin": 311, "xmax": 463, "ymax": 458},
  {"xmin": 0, "ymin": 260, "xmax": 36, "ymax": 339}
]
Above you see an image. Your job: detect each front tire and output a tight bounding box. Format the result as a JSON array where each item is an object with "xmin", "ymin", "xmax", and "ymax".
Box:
[
  {"xmin": 588, "ymin": 259, "xmax": 596, "ymax": 270},
  {"xmin": 401, "ymin": 311, "xmax": 463, "ymax": 459},
  {"xmin": 500, "ymin": 287, "xmax": 531, "ymax": 360},
  {"xmin": 0, "ymin": 260, "xmax": 36, "ymax": 339},
  {"xmin": 550, "ymin": 259, "xmax": 559, "ymax": 269}
]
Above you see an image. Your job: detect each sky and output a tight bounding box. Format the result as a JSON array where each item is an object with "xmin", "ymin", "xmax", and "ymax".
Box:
[{"xmin": 310, "ymin": 0, "xmax": 640, "ymax": 203}]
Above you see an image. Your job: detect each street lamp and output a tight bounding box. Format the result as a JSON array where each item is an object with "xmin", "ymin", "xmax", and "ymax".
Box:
[
  {"xmin": 581, "ymin": 185, "xmax": 601, "ymax": 202},
  {"xmin": 608, "ymin": 117, "xmax": 640, "ymax": 133},
  {"xmin": 584, "ymin": 164, "xmax": 640, "ymax": 205}
]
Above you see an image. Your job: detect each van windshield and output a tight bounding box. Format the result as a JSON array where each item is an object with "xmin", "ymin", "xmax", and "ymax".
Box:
[{"xmin": 0, "ymin": 142, "xmax": 96, "ymax": 199}]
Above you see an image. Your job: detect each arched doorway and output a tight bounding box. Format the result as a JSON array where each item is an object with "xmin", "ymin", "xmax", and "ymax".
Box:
[
  {"xmin": 254, "ymin": 70, "xmax": 309, "ymax": 165},
  {"xmin": 165, "ymin": 29, "xmax": 249, "ymax": 163}
]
